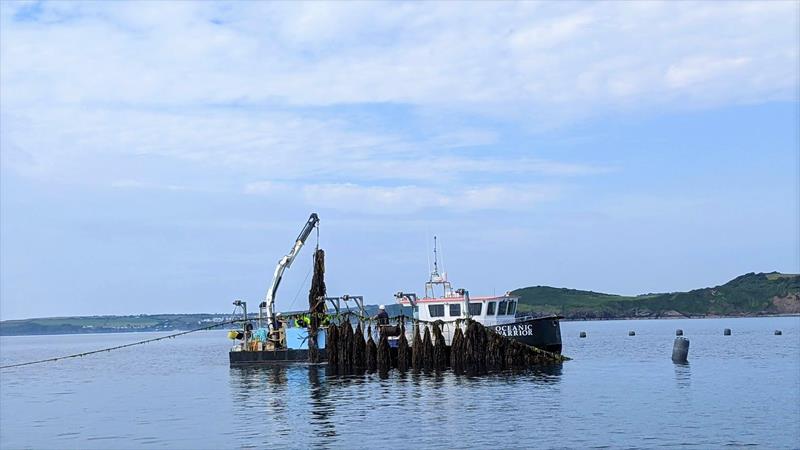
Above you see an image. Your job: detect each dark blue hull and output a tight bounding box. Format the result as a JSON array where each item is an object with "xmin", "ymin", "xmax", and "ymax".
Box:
[{"xmin": 488, "ymin": 315, "xmax": 563, "ymax": 354}]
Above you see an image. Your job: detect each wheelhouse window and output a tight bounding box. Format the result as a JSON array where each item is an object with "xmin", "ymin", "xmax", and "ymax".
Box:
[
  {"xmin": 468, "ymin": 302, "xmax": 482, "ymax": 316},
  {"xmin": 487, "ymin": 301, "xmax": 496, "ymax": 315},
  {"xmin": 428, "ymin": 304, "xmax": 445, "ymax": 318},
  {"xmin": 507, "ymin": 300, "xmax": 517, "ymax": 316},
  {"xmin": 497, "ymin": 300, "xmax": 508, "ymax": 315},
  {"xmin": 449, "ymin": 303, "xmax": 461, "ymax": 317}
]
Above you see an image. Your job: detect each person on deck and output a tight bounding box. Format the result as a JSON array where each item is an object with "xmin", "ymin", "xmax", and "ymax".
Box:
[{"xmin": 375, "ymin": 305, "xmax": 389, "ymax": 325}]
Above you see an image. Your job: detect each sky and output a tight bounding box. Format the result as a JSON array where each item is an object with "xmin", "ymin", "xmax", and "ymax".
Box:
[{"xmin": 0, "ymin": 1, "xmax": 798, "ymax": 320}]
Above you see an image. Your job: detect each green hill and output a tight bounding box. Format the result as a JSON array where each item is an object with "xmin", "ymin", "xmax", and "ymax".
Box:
[{"xmin": 513, "ymin": 272, "xmax": 800, "ymax": 319}]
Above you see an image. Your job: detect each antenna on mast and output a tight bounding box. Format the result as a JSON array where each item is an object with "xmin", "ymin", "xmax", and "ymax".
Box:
[{"xmin": 433, "ymin": 235, "xmax": 440, "ymax": 277}]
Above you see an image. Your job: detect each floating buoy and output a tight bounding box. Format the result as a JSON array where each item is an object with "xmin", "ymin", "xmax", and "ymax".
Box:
[
  {"xmin": 628, "ymin": 331, "xmax": 635, "ymax": 336},
  {"xmin": 676, "ymin": 329, "xmax": 683, "ymax": 336},
  {"xmin": 724, "ymin": 328, "xmax": 731, "ymax": 336},
  {"xmin": 579, "ymin": 331, "xmax": 587, "ymax": 338},
  {"xmin": 672, "ymin": 337, "xmax": 689, "ymax": 363},
  {"xmin": 775, "ymin": 330, "xmax": 782, "ymax": 335}
]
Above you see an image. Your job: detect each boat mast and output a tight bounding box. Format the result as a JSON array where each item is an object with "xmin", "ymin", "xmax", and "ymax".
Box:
[
  {"xmin": 432, "ymin": 236, "xmax": 440, "ymax": 280},
  {"xmin": 425, "ymin": 236, "xmax": 452, "ymax": 298}
]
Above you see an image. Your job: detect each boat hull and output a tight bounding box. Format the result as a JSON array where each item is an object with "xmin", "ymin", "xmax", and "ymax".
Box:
[
  {"xmin": 487, "ymin": 315, "xmax": 562, "ymax": 354},
  {"xmin": 229, "ymin": 348, "xmax": 327, "ymax": 366}
]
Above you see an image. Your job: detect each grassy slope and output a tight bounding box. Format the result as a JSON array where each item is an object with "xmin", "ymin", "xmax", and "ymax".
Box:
[{"xmin": 513, "ymin": 272, "xmax": 800, "ymax": 319}]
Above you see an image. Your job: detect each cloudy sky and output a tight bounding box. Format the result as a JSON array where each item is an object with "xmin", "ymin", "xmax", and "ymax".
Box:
[{"xmin": 1, "ymin": 1, "xmax": 798, "ymax": 319}]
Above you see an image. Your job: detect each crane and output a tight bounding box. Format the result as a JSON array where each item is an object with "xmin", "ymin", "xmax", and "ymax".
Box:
[{"xmin": 259, "ymin": 213, "xmax": 320, "ymax": 330}]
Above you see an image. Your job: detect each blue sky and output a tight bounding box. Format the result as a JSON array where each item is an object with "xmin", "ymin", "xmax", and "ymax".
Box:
[{"xmin": 1, "ymin": 1, "xmax": 798, "ymax": 320}]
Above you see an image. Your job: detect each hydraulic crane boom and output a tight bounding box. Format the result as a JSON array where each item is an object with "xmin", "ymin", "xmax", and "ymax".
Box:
[{"xmin": 260, "ymin": 213, "xmax": 320, "ymax": 329}]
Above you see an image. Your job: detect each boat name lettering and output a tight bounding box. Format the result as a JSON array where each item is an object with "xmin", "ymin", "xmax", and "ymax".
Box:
[{"xmin": 493, "ymin": 324, "xmax": 534, "ymax": 337}]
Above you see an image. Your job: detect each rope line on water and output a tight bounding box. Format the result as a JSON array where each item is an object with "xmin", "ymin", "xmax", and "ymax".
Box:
[
  {"xmin": 0, "ymin": 319, "xmax": 246, "ymax": 370},
  {"xmin": 1, "ymin": 309, "xmax": 567, "ymax": 370}
]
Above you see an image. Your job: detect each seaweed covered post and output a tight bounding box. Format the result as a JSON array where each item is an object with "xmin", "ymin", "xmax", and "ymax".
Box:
[
  {"xmin": 450, "ymin": 325, "xmax": 465, "ymax": 375},
  {"xmin": 485, "ymin": 329, "xmax": 505, "ymax": 372},
  {"xmin": 464, "ymin": 320, "xmax": 487, "ymax": 376},
  {"xmin": 432, "ymin": 322, "xmax": 448, "ymax": 373},
  {"xmin": 338, "ymin": 321, "xmax": 354, "ymax": 375},
  {"xmin": 397, "ymin": 323, "xmax": 410, "ymax": 373},
  {"xmin": 377, "ymin": 332, "xmax": 391, "ymax": 378},
  {"xmin": 353, "ymin": 322, "xmax": 366, "ymax": 373},
  {"xmin": 366, "ymin": 325, "xmax": 377, "ymax": 373},
  {"xmin": 308, "ymin": 249, "xmax": 326, "ymax": 363},
  {"xmin": 326, "ymin": 321, "xmax": 339, "ymax": 375},
  {"xmin": 411, "ymin": 324, "xmax": 423, "ymax": 373},
  {"xmin": 422, "ymin": 326, "xmax": 434, "ymax": 373}
]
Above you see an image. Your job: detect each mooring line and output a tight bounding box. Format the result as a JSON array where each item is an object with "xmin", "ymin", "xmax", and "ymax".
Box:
[
  {"xmin": 0, "ymin": 319, "xmax": 245, "ymax": 370},
  {"xmin": 1, "ymin": 311, "xmax": 567, "ymax": 370}
]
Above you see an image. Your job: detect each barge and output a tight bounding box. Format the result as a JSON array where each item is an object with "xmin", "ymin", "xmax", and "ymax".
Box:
[{"xmin": 228, "ymin": 215, "xmax": 562, "ymax": 367}]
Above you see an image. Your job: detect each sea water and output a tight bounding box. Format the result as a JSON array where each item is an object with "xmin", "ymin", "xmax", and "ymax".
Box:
[{"xmin": 1, "ymin": 316, "xmax": 798, "ymax": 449}]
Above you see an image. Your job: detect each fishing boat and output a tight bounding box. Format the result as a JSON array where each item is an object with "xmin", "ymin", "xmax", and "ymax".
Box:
[{"xmin": 393, "ymin": 237, "xmax": 562, "ymax": 354}]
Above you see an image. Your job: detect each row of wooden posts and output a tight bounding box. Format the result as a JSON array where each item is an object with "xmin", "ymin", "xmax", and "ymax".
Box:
[{"xmin": 324, "ymin": 319, "xmax": 567, "ymax": 377}]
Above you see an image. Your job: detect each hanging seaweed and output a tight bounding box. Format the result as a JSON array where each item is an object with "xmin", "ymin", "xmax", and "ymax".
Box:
[
  {"xmin": 450, "ymin": 325, "xmax": 465, "ymax": 375},
  {"xmin": 485, "ymin": 329, "xmax": 505, "ymax": 372},
  {"xmin": 338, "ymin": 321, "xmax": 354, "ymax": 375},
  {"xmin": 325, "ymin": 320, "xmax": 339, "ymax": 375},
  {"xmin": 377, "ymin": 332, "xmax": 391, "ymax": 378},
  {"xmin": 396, "ymin": 323, "xmax": 409, "ymax": 373},
  {"xmin": 353, "ymin": 322, "xmax": 366, "ymax": 373},
  {"xmin": 307, "ymin": 249, "xmax": 326, "ymax": 363},
  {"xmin": 464, "ymin": 320, "xmax": 487, "ymax": 376},
  {"xmin": 365, "ymin": 325, "xmax": 377, "ymax": 373},
  {"xmin": 422, "ymin": 326, "xmax": 434, "ymax": 373},
  {"xmin": 411, "ymin": 324, "xmax": 423, "ymax": 373},
  {"xmin": 432, "ymin": 322, "xmax": 448, "ymax": 373}
]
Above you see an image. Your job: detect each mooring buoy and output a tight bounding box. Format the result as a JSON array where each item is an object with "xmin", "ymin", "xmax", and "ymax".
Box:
[
  {"xmin": 775, "ymin": 330, "xmax": 782, "ymax": 335},
  {"xmin": 724, "ymin": 328, "xmax": 731, "ymax": 336},
  {"xmin": 672, "ymin": 337, "xmax": 689, "ymax": 363},
  {"xmin": 676, "ymin": 329, "xmax": 683, "ymax": 336},
  {"xmin": 628, "ymin": 331, "xmax": 635, "ymax": 336},
  {"xmin": 579, "ymin": 331, "xmax": 587, "ymax": 338}
]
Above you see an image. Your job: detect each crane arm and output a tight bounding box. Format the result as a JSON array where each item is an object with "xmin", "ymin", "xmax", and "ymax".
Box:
[{"xmin": 261, "ymin": 213, "xmax": 319, "ymax": 328}]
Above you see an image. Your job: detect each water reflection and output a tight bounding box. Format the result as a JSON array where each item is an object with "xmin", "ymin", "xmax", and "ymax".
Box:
[
  {"xmin": 307, "ymin": 365, "xmax": 336, "ymax": 440},
  {"xmin": 673, "ymin": 361, "xmax": 691, "ymax": 389},
  {"xmin": 529, "ymin": 363, "xmax": 563, "ymax": 383}
]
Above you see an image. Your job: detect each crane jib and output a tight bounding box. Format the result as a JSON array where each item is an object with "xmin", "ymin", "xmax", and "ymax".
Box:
[{"xmin": 296, "ymin": 213, "xmax": 320, "ymax": 243}]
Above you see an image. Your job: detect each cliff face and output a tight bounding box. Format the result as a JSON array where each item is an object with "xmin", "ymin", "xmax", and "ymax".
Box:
[
  {"xmin": 771, "ymin": 293, "xmax": 800, "ymax": 314},
  {"xmin": 513, "ymin": 272, "xmax": 800, "ymax": 319}
]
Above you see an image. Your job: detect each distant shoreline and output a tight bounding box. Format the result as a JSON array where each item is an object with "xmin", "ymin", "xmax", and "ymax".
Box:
[
  {"xmin": 2, "ymin": 313, "xmax": 797, "ymax": 337},
  {"xmin": 559, "ymin": 313, "xmax": 800, "ymax": 322}
]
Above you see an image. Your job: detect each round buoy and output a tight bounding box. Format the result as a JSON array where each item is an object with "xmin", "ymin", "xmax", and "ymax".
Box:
[
  {"xmin": 775, "ymin": 330, "xmax": 782, "ymax": 335},
  {"xmin": 676, "ymin": 329, "xmax": 683, "ymax": 336},
  {"xmin": 724, "ymin": 328, "xmax": 731, "ymax": 336},
  {"xmin": 628, "ymin": 331, "xmax": 635, "ymax": 336},
  {"xmin": 672, "ymin": 337, "xmax": 689, "ymax": 363},
  {"xmin": 579, "ymin": 331, "xmax": 587, "ymax": 338}
]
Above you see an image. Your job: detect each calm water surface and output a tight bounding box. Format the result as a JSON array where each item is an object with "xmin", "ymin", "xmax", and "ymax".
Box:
[{"xmin": 1, "ymin": 317, "xmax": 799, "ymax": 449}]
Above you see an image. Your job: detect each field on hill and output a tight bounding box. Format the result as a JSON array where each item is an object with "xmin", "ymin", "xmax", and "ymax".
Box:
[{"xmin": 513, "ymin": 272, "xmax": 800, "ymax": 319}]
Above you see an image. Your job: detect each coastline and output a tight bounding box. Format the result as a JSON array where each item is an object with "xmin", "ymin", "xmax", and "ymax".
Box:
[{"xmin": 2, "ymin": 313, "xmax": 798, "ymax": 337}]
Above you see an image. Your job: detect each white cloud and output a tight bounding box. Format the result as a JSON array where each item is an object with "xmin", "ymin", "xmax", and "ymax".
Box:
[
  {"xmin": 245, "ymin": 181, "xmax": 561, "ymax": 213},
  {"xmin": 666, "ymin": 56, "xmax": 752, "ymax": 89},
  {"xmin": 0, "ymin": 1, "xmax": 795, "ymax": 213},
  {"xmin": 1, "ymin": 2, "xmax": 796, "ymax": 112}
]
